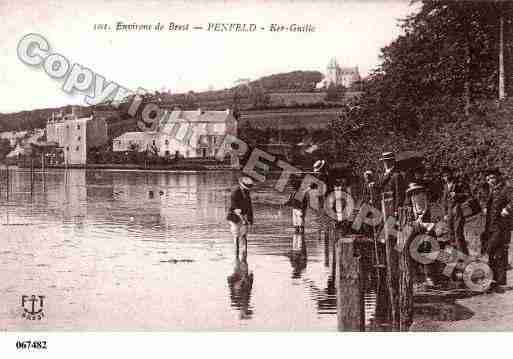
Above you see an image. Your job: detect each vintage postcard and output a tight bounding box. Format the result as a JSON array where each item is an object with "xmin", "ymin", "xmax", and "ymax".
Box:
[{"xmin": 1, "ymin": 0, "xmax": 513, "ymax": 347}]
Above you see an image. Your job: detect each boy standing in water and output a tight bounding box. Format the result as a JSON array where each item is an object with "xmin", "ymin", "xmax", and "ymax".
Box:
[{"xmin": 288, "ymin": 173, "xmax": 310, "ymax": 234}]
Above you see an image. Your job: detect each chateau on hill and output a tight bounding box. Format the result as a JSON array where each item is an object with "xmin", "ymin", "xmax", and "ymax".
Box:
[{"xmin": 316, "ymin": 58, "xmax": 361, "ymax": 89}]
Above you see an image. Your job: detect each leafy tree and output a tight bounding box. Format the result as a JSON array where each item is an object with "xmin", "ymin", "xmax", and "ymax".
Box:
[{"xmin": 0, "ymin": 138, "xmax": 12, "ymax": 160}]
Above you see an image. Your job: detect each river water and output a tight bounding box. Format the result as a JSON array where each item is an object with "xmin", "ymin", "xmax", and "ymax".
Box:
[{"xmin": 0, "ymin": 168, "xmax": 376, "ymax": 331}]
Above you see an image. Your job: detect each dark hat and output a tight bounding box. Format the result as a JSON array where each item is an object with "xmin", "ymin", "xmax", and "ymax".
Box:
[
  {"xmin": 485, "ymin": 168, "xmax": 502, "ymax": 177},
  {"xmin": 380, "ymin": 152, "xmax": 395, "ymax": 161},
  {"xmin": 406, "ymin": 182, "xmax": 426, "ymax": 194},
  {"xmin": 440, "ymin": 166, "xmax": 454, "ymax": 175}
]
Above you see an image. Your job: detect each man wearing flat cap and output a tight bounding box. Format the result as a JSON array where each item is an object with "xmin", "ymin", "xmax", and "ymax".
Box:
[{"xmin": 482, "ymin": 168, "xmax": 513, "ymax": 293}]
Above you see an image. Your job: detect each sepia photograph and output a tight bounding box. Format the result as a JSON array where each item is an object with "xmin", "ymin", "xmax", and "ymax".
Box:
[{"xmin": 2, "ymin": 0, "xmax": 513, "ymax": 351}]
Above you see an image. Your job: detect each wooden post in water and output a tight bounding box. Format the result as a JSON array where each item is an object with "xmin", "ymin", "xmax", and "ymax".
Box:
[
  {"xmin": 30, "ymin": 158, "xmax": 34, "ymax": 196},
  {"xmin": 373, "ymin": 234, "xmax": 390, "ymax": 325},
  {"xmin": 382, "ymin": 199, "xmax": 400, "ymax": 330},
  {"xmin": 5, "ymin": 164, "xmax": 9, "ymax": 200},
  {"xmin": 41, "ymin": 152, "xmax": 45, "ymax": 192},
  {"xmin": 397, "ymin": 223, "xmax": 414, "ymax": 331},
  {"xmin": 324, "ymin": 227, "xmax": 330, "ymax": 267},
  {"xmin": 336, "ymin": 234, "xmax": 365, "ymax": 331}
]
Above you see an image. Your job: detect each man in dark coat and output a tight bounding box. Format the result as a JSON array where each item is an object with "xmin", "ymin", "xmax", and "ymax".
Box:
[
  {"xmin": 483, "ymin": 168, "xmax": 513, "ymax": 293},
  {"xmin": 441, "ymin": 166, "xmax": 472, "ymax": 255},
  {"xmin": 313, "ymin": 159, "xmax": 334, "ymax": 192},
  {"xmin": 376, "ymin": 152, "xmax": 406, "ymax": 219},
  {"xmin": 362, "ymin": 170, "xmax": 377, "ymax": 206},
  {"xmin": 227, "ymin": 176, "xmax": 254, "ymax": 252}
]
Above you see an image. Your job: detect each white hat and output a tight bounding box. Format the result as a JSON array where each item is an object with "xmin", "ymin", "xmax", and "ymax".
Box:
[
  {"xmin": 406, "ymin": 182, "xmax": 425, "ymax": 194},
  {"xmin": 380, "ymin": 152, "xmax": 395, "ymax": 161},
  {"xmin": 313, "ymin": 160, "xmax": 326, "ymax": 173},
  {"xmin": 239, "ymin": 176, "xmax": 254, "ymax": 190}
]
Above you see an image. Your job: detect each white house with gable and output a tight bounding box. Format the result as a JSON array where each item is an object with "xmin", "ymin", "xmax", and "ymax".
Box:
[{"xmin": 113, "ymin": 108, "xmax": 237, "ymax": 159}]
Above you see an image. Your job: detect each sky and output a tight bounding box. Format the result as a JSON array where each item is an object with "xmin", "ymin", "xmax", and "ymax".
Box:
[{"xmin": 0, "ymin": 0, "xmax": 419, "ymax": 113}]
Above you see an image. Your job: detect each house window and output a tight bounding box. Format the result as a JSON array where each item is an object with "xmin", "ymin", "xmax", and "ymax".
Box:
[
  {"xmin": 66, "ymin": 146, "xmax": 69, "ymax": 151},
  {"xmin": 76, "ymin": 146, "xmax": 79, "ymax": 151},
  {"xmin": 77, "ymin": 136, "xmax": 81, "ymax": 141},
  {"xmin": 77, "ymin": 124, "xmax": 80, "ymax": 130}
]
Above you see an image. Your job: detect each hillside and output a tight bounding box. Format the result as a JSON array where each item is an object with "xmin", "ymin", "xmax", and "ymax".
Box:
[{"xmin": 0, "ymin": 70, "xmax": 327, "ymax": 133}]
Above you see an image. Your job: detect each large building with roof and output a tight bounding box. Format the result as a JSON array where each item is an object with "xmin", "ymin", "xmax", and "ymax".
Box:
[
  {"xmin": 46, "ymin": 107, "xmax": 109, "ymax": 165},
  {"xmin": 316, "ymin": 58, "xmax": 361, "ymax": 89},
  {"xmin": 113, "ymin": 108, "xmax": 237, "ymax": 159}
]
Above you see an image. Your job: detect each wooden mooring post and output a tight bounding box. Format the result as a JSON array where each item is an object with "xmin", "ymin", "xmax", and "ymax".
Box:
[
  {"xmin": 30, "ymin": 158, "xmax": 34, "ymax": 196},
  {"xmin": 336, "ymin": 233, "xmax": 365, "ymax": 332},
  {"xmin": 328, "ymin": 209, "xmax": 414, "ymax": 331},
  {"xmin": 5, "ymin": 164, "xmax": 9, "ymax": 200},
  {"xmin": 384, "ymin": 231, "xmax": 400, "ymax": 329},
  {"xmin": 397, "ymin": 223, "xmax": 415, "ymax": 331},
  {"xmin": 41, "ymin": 152, "xmax": 45, "ymax": 192}
]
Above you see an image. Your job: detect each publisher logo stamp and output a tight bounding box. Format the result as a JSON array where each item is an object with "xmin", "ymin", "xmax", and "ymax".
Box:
[{"xmin": 21, "ymin": 295, "xmax": 45, "ymax": 320}]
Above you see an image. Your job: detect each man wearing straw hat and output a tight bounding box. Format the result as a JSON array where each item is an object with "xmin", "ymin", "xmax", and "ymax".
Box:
[
  {"xmin": 227, "ymin": 176, "xmax": 255, "ymax": 253},
  {"xmin": 362, "ymin": 170, "xmax": 376, "ymax": 206},
  {"xmin": 377, "ymin": 151, "xmax": 406, "ymax": 219},
  {"xmin": 313, "ymin": 159, "xmax": 331, "ymax": 190},
  {"xmin": 405, "ymin": 181, "xmax": 438, "ymax": 287}
]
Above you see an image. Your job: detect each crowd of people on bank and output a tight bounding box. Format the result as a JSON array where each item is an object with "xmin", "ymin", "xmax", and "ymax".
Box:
[{"xmin": 226, "ymin": 150, "xmax": 513, "ymax": 294}]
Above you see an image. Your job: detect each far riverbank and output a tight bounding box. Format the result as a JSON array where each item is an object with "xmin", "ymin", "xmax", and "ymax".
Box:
[{"xmin": 15, "ymin": 162, "xmax": 236, "ymax": 171}]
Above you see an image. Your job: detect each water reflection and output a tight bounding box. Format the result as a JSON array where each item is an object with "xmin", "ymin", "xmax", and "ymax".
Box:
[
  {"xmin": 227, "ymin": 240, "xmax": 254, "ymax": 319},
  {"xmin": 289, "ymin": 232, "xmax": 307, "ymax": 279},
  {"xmin": 1, "ymin": 168, "xmax": 373, "ymax": 330}
]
